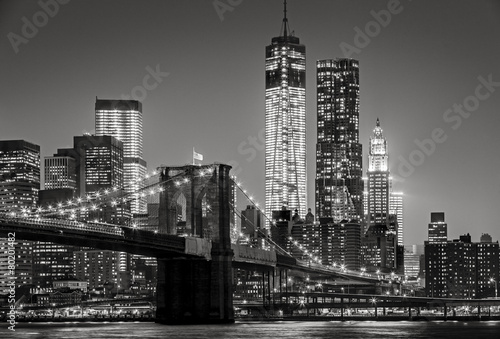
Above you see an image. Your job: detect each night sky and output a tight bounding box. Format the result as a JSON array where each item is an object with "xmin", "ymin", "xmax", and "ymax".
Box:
[{"xmin": 1, "ymin": 0, "xmax": 499, "ymax": 245}]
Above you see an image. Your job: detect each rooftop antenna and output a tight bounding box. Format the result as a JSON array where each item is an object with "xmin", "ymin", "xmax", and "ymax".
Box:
[{"xmin": 281, "ymin": 0, "xmax": 290, "ymax": 38}]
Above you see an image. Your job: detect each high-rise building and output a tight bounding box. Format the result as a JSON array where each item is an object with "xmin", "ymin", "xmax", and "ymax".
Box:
[
  {"xmin": 428, "ymin": 212, "xmax": 447, "ymax": 243},
  {"xmin": 265, "ymin": 3, "xmax": 306, "ymax": 219},
  {"xmin": 34, "ymin": 155, "xmax": 80, "ymax": 289},
  {"xmin": 72, "ymin": 135, "xmax": 124, "ymax": 197},
  {"xmin": 44, "ymin": 156, "xmax": 77, "ymax": 191},
  {"xmin": 389, "ymin": 191, "xmax": 404, "ymax": 246},
  {"xmin": 366, "ymin": 118, "xmax": 389, "ymax": 226},
  {"xmin": 0, "ymin": 140, "xmax": 40, "ymax": 212},
  {"xmin": 0, "ymin": 140, "xmax": 40, "ymax": 293},
  {"xmin": 95, "ymin": 99, "xmax": 147, "ymax": 215},
  {"xmin": 316, "ymin": 58, "xmax": 362, "ymax": 222},
  {"xmin": 425, "ymin": 236, "xmax": 499, "ymax": 298}
]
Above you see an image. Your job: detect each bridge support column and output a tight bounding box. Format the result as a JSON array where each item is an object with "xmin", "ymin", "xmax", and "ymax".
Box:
[
  {"xmin": 156, "ymin": 250, "xmax": 234, "ymax": 324},
  {"xmin": 444, "ymin": 303, "xmax": 447, "ymax": 321}
]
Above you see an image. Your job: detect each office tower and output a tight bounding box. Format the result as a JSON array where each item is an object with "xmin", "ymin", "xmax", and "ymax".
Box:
[
  {"xmin": 0, "ymin": 140, "xmax": 40, "ymax": 212},
  {"xmin": 428, "ymin": 212, "xmax": 447, "ymax": 243},
  {"xmin": 366, "ymin": 118, "xmax": 389, "ymax": 227},
  {"xmin": 44, "ymin": 156, "xmax": 77, "ymax": 191},
  {"xmin": 0, "ymin": 140, "xmax": 40, "ymax": 293},
  {"xmin": 95, "ymin": 99, "xmax": 147, "ymax": 215},
  {"xmin": 316, "ymin": 58, "xmax": 363, "ymax": 222},
  {"xmin": 425, "ymin": 236, "xmax": 499, "ymax": 298},
  {"xmin": 73, "ymin": 135, "xmax": 124, "ymax": 197},
  {"xmin": 265, "ymin": 3, "xmax": 306, "ymax": 219},
  {"xmin": 389, "ymin": 191, "xmax": 404, "ymax": 246}
]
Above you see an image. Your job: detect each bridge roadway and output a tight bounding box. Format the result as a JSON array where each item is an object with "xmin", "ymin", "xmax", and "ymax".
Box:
[{"xmin": 0, "ymin": 215, "xmax": 379, "ymax": 283}]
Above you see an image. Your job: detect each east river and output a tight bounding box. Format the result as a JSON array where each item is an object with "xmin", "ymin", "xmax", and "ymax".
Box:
[{"xmin": 2, "ymin": 321, "xmax": 500, "ymax": 338}]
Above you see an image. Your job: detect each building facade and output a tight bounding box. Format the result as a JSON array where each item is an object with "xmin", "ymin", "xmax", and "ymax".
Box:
[
  {"xmin": 389, "ymin": 191, "xmax": 404, "ymax": 246},
  {"xmin": 95, "ymin": 99, "xmax": 147, "ymax": 215},
  {"xmin": 366, "ymin": 118, "xmax": 389, "ymax": 226},
  {"xmin": 428, "ymin": 212, "xmax": 447, "ymax": 243},
  {"xmin": 425, "ymin": 236, "xmax": 499, "ymax": 298},
  {"xmin": 44, "ymin": 156, "xmax": 77, "ymax": 191},
  {"xmin": 265, "ymin": 6, "xmax": 306, "ymax": 219},
  {"xmin": 315, "ymin": 58, "xmax": 363, "ymax": 222},
  {"xmin": 0, "ymin": 140, "xmax": 40, "ymax": 293}
]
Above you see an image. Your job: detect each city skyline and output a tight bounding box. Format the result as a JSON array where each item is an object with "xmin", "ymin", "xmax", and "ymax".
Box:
[{"xmin": 1, "ymin": 0, "xmax": 500, "ymax": 245}]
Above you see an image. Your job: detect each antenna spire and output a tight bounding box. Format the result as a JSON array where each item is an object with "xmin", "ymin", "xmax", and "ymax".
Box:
[{"xmin": 282, "ymin": 0, "xmax": 289, "ymax": 38}]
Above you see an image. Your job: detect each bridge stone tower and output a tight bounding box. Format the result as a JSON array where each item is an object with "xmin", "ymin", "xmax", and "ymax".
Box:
[{"xmin": 156, "ymin": 163, "xmax": 234, "ymax": 324}]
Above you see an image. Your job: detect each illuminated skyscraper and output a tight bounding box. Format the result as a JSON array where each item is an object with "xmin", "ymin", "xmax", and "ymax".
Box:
[
  {"xmin": 44, "ymin": 156, "xmax": 77, "ymax": 191},
  {"xmin": 95, "ymin": 99, "xmax": 147, "ymax": 214},
  {"xmin": 0, "ymin": 140, "xmax": 40, "ymax": 293},
  {"xmin": 0, "ymin": 140, "xmax": 40, "ymax": 211},
  {"xmin": 265, "ymin": 2, "xmax": 306, "ymax": 220},
  {"xmin": 389, "ymin": 191, "xmax": 404, "ymax": 246},
  {"xmin": 316, "ymin": 59, "xmax": 362, "ymax": 221},
  {"xmin": 366, "ymin": 118, "xmax": 389, "ymax": 226}
]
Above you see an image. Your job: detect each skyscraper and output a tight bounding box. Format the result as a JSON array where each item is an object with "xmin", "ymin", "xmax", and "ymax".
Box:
[
  {"xmin": 73, "ymin": 135, "xmax": 124, "ymax": 196},
  {"xmin": 44, "ymin": 156, "xmax": 77, "ymax": 191},
  {"xmin": 366, "ymin": 118, "xmax": 389, "ymax": 226},
  {"xmin": 265, "ymin": 3, "xmax": 306, "ymax": 219},
  {"xmin": 316, "ymin": 59, "xmax": 362, "ymax": 222},
  {"xmin": 389, "ymin": 191, "xmax": 404, "ymax": 246},
  {"xmin": 0, "ymin": 140, "xmax": 40, "ymax": 212},
  {"xmin": 95, "ymin": 99, "xmax": 147, "ymax": 215},
  {"xmin": 0, "ymin": 140, "xmax": 40, "ymax": 293}
]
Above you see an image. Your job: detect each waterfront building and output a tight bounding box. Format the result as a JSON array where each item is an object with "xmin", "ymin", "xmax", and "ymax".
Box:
[{"xmin": 425, "ymin": 235, "xmax": 499, "ymax": 298}]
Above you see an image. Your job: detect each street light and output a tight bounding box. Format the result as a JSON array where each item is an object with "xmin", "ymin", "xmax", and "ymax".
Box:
[{"xmin": 490, "ymin": 278, "xmax": 498, "ymax": 298}]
